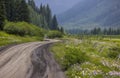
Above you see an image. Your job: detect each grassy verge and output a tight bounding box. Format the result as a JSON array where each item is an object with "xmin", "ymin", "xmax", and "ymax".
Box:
[
  {"xmin": 0, "ymin": 21, "xmax": 45, "ymax": 46},
  {"xmin": 0, "ymin": 21, "xmax": 64, "ymax": 46},
  {"xmin": 0, "ymin": 31, "xmax": 43, "ymax": 46},
  {"xmin": 51, "ymin": 38, "xmax": 120, "ymax": 78}
]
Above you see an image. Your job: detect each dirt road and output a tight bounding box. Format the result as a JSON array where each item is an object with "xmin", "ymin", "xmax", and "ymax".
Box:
[{"xmin": 0, "ymin": 40, "xmax": 65, "ymax": 78}]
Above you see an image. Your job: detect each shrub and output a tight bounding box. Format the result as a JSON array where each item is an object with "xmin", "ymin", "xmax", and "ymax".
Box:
[
  {"xmin": 47, "ymin": 30, "xmax": 63, "ymax": 38},
  {"xmin": 4, "ymin": 22, "xmax": 45, "ymax": 36},
  {"xmin": 62, "ymin": 46, "xmax": 88, "ymax": 70},
  {"xmin": 108, "ymin": 47, "xmax": 120, "ymax": 59}
]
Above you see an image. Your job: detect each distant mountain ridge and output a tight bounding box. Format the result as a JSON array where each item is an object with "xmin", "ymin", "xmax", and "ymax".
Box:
[
  {"xmin": 58, "ymin": 0, "xmax": 120, "ymax": 30},
  {"xmin": 34, "ymin": 0, "xmax": 81, "ymax": 14}
]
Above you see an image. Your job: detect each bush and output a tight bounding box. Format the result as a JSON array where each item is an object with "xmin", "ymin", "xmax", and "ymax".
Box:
[
  {"xmin": 108, "ymin": 47, "xmax": 120, "ymax": 59},
  {"xmin": 4, "ymin": 22, "xmax": 45, "ymax": 36},
  {"xmin": 62, "ymin": 46, "xmax": 88, "ymax": 70},
  {"xmin": 47, "ymin": 30, "xmax": 63, "ymax": 38}
]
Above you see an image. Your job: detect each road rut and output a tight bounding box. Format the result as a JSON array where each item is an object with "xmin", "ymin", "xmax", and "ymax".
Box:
[{"xmin": 0, "ymin": 40, "xmax": 65, "ymax": 78}]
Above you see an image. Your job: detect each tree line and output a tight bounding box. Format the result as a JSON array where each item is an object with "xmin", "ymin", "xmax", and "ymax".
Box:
[
  {"xmin": 28, "ymin": 0, "xmax": 60, "ymax": 30},
  {"xmin": 0, "ymin": 0, "xmax": 5, "ymax": 30},
  {"xmin": 68, "ymin": 27, "xmax": 120, "ymax": 35},
  {"xmin": 0, "ymin": 0, "xmax": 63, "ymax": 32},
  {"xmin": 0, "ymin": 0, "xmax": 30, "ymax": 30},
  {"xmin": 91, "ymin": 27, "xmax": 120, "ymax": 35}
]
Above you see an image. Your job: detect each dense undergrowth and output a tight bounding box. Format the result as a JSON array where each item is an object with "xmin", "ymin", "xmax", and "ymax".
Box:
[
  {"xmin": 4, "ymin": 22, "xmax": 45, "ymax": 36},
  {"xmin": 0, "ymin": 22, "xmax": 44, "ymax": 46},
  {"xmin": 51, "ymin": 37, "xmax": 120, "ymax": 78},
  {"xmin": 0, "ymin": 21, "xmax": 63, "ymax": 46}
]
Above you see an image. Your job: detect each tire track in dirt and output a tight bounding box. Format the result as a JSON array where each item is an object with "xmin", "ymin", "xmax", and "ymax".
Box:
[{"xmin": 0, "ymin": 40, "xmax": 65, "ymax": 78}]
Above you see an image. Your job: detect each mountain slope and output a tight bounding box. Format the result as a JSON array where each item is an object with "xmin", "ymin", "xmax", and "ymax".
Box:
[
  {"xmin": 58, "ymin": 0, "xmax": 120, "ymax": 30},
  {"xmin": 35, "ymin": 0, "xmax": 81, "ymax": 14}
]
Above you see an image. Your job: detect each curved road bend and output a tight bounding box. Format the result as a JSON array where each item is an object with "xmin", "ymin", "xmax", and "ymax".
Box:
[{"xmin": 0, "ymin": 40, "xmax": 66, "ymax": 78}]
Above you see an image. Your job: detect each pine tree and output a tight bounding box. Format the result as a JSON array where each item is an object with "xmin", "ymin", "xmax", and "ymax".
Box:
[
  {"xmin": 60, "ymin": 27, "xmax": 64, "ymax": 33},
  {"xmin": 108, "ymin": 28, "xmax": 112, "ymax": 35},
  {"xmin": 51, "ymin": 15, "xmax": 58, "ymax": 30},
  {"xmin": 46, "ymin": 4, "xmax": 52, "ymax": 28},
  {"xmin": 0, "ymin": 0, "xmax": 6, "ymax": 30},
  {"xmin": 28, "ymin": 0, "xmax": 35, "ymax": 9},
  {"xmin": 103, "ymin": 28, "xmax": 107, "ymax": 35},
  {"xmin": 29, "ymin": 2, "xmax": 60, "ymax": 30},
  {"xmin": 17, "ymin": 0, "xmax": 30, "ymax": 22},
  {"xmin": 97, "ymin": 27, "xmax": 101, "ymax": 35},
  {"xmin": 4, "ymin": 0, "xmax": 16, "ymax": 21},
  {"xmin": 40, "ymin": 16, "xmax": 48, "ymax": 29},
  {"xmin": 41, "ymin": 5, "xmax": 46, "ymax": 16},
  {"xmin": 116, "ymin": 29, "xmax": 120, "ymax": 35},
  {"xmin": 39, "ymin": 4, "xmax": 43, "ymax": 14},
  {"xmin": 91, "ymin": 28, "xmax": 97, "ymax": 35},
  {"xmin": 28, "ymin": 0, "xmax": 31, "ymax": 5}
]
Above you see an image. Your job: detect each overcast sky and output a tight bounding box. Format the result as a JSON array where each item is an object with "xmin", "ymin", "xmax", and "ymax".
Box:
[{"xmin": 34, "ymin": 0, "xmax": 82, "ymax": 14}]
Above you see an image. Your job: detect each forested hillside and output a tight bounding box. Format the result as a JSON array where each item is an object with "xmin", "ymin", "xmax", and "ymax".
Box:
[
  {"xmin": 0, "ymin": 0, "xmax": 63, "ymax": 46},
  {"xmin": 0, "ymin": 0, "xmax": 60, "ymax": 31},
  {"xmin": 28, "ymin": 0, "xmax": 60, "ymax": 30},
  {"xmin": 58, "ymin": 0, "xmax": 120, "ymax": 30}
]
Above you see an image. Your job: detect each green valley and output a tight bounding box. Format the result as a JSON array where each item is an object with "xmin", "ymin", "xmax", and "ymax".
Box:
[{"xmin": 0, "ymin": 0, "xmax": 120, "ymax": 78}]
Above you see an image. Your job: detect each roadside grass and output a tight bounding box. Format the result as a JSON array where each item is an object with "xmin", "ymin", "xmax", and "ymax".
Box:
[
  {"xmin": 0, "ymin": 21, "xmax": 64, "ymax": 46},
  {"xmin": 0, "ymin": 21, "xmax": 46, "ymax": 46},
  {"xmin": 51, "ymin": 37, "xmax": 120, "ymax": 78},
  {"xmin": 0, "ymin": 31, "xmax": 43, "ymax": 46}
]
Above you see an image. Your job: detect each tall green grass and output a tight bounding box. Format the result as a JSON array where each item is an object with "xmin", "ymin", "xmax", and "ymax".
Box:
[
  {"xmin": 0, "ymin": 31, "xmax": 42, "ymax": 46},
  {"xmin": 0, "ymin": 22, "xmax": 46, "ymax": 46},
  {"xmin": 51, "ymin": 38, "xmax": 120, "ymax": 78}
]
